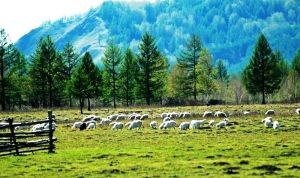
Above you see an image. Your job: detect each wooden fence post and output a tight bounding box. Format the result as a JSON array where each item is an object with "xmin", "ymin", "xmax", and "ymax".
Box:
[
  {"xmin": 8, "ymin": 118, "xmax": 19, "ymax": 156},
  {"xmin": 48, "ymin": 110, "xmax": 54, "ymax": 153}
]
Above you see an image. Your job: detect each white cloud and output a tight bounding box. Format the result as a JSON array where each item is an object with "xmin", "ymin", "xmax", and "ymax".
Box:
[{"xmin": 0, "ymin": 0, "xmax": 156, "ymax": 42}]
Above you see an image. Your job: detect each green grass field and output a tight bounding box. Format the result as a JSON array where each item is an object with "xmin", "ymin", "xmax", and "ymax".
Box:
[{"xmin": 1, "ymin": 104, "xmax": 300, "ymax": 177}]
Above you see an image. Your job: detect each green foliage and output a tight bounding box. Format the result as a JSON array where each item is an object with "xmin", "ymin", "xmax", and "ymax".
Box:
[
  {"xmin": 242, "ymin": 33, "xmax": 282, "ymax": 104},
  {"xmin": 118, "ymin": 48, "xmax": 137, "ymax": 106},
  {"xmin": 291, "ymin": 48, "xmax": 300, "ymax": 75},
  {"xmin": 216, "ymin": 59, "xmax": 229, "ymax": 102},
  {"xmin": 102, "ymin": 40, "xmax": 122, "ymax": 108},
  {"xmin": 177, "ymin": 34, "xmax": 202, "ymax": 101},
  {"xmin": 136, "ymin": 33, "xmax": 168, "ymax": 105},
  {"xmin": 196, "ymin": 48, "xmax": 218, "ymax": 104},
  {"xmin": 29, "ymin": 36, "xmax": 67, "ymax": 108}
]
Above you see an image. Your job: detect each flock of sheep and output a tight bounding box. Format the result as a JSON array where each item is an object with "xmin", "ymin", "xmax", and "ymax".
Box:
[
  {"xmin": 68, "ymin": 108, "xmax": 300, "ymax": 132},
  {"xmin": 1, "ymin": 108, "xmax": 299, "ymax": 133}
]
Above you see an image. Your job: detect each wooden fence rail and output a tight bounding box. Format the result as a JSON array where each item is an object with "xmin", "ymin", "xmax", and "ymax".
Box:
[{"xmin": 0, "ymin": 110, "xmax": 57, "ymax": 156}]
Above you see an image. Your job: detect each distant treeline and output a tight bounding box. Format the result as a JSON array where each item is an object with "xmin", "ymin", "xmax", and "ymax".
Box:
[{"xmin": 0, "ymin": 28, "xmax": 300, "ymax": 112}]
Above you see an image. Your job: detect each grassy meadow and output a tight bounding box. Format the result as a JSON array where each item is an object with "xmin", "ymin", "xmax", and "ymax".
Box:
[{"xmin": 0, "ymin": 104, "xmax": 300, "ymax": 177}]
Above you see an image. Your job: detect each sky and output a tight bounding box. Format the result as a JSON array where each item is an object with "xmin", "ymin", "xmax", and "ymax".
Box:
[{"xmin": 0, "ymin": 0, "xmax": 156, "ymax": 42}]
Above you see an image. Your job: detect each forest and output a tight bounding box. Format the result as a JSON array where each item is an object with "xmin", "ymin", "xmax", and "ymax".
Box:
[{"xmin": 1, "ymin": 27, "xmax": 300, "ymax": 112}]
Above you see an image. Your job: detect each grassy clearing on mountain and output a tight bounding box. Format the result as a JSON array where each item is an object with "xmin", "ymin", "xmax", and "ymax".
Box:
[{"xmin": 0, "ymin": 104, "xmax": 300, "ymax": 177}]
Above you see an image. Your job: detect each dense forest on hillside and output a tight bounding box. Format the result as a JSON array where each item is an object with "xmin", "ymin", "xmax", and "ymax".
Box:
[{"xmin": 16, "ymin": 0, "xmax": 300, "ymax": 72}]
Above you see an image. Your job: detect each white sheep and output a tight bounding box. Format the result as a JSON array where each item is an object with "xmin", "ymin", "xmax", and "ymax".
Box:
[
  {"xmin": 44, "ymin": 122, "xmax": 56, "ymax": 130},
  {"xmin": 163, "ymin": 117, "xmax": 171, "ymax": 122},
  {"xmin": 134, "ymin": 114, "xmax": 142, "ymax": 120},
  {"xmin": 93, "ymin": 116, "xmax": 102, "ymax": 122},
  {"xmin": 107, "ymin": 114, "xmax": 118, "ymax": 121},
  {"xmin": 262, "ymin": 117, "xmax": 273, "ymax": 128},
  {"xmin": 111, "ymin": 122, "xmax": 124, "ymax": 130},
  {"xmin": 179, "ymin": 122, "xmax": 190, "ymax": 130},
  {"xmin": 162, "ymin": 120, "xmax": 176, "ymax": 129},
  {"xmin": 159, "ymin": 122, "xmax": 166, "ymax": 129},
  {"xmin": 87, "ymin": 122, "xmax": 96, "ymax": 129},
  {"xmin": 168, "ymin": 112, "xmax": 179, "ymax": 119},
  {"xmin": 100, "ymin": 118, "xmax": 111, "ymax": 126},
  {"xmin": 296, "ymin": 108, "xmax": 300, "ymax": 115},
  {"xmin": 72, "ymin": 122, "xmax": 82, "ymax": 129},
  {"xmin": 273, "ymin": 121, "xmax": 279, "ymax": 129},
  {"xmin": 128, "ymin": 120, "xmax": 143, "ymax": 130},
  {"xmin": 216, "ymin": 121, "xmax": 227, "ymax": 129},
  {"xmin": 86, "ymin": 120, "xmax": 97, "ymax": 127},
  {"xmin": 161, "ymin": 113, "xmax": 168, "ymax": 119},
  {"xmin": 128, "ymin": 113, "xmax": 136, "ymax": 120},
  {"xmin": 203, "ymin": 111, "xmax": 213, "ymax": 118},
  {"xmin": 224, "ymin": 118, "xmax": 230, "ymax": 124},
  {"xmin": 31, "ymin": 123, "xmax": 46, "ymax": 132},
  {"xmin": 265, "ymin": 109, "xmax": 275, "ymax": 116},
  {"xmin": 149, "ymin": 121, "xmax": 157, "ymax": 129},
  {"xmin": 214, "ymin": 111, "xmax": 227, "ymax": 118},
  {"xmin": 116, "ymin": 114, "xmax": 126, "ymax": 121},
  {"xmin": 82, "ymin": 115, "xmax": 94, "ymax": 123},
  {"xmin": 209, "ymin": 120, "xmax": 215, "ymax": 126},
  {"xmin": 63, "ymin": 118, "xmax": 69, "ymax": 123},
  {"xmin": 140, "ymin": 114, "xmax": 149, "ymax": 120},
  {"xmin": 190, "ymin": 119, "xmax": 206, "ymax": 129},
  {"xmin": 243, "ymin": 111, "xmax": 250, "ymax": 115}
]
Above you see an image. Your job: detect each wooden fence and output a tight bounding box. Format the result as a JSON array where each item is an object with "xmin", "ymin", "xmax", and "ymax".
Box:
[{"xmin": 0, "ymin": 110, "xmax": 57, "ymax": 156}]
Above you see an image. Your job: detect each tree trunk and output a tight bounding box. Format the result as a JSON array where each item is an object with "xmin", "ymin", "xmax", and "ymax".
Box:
[
  {"xmin": 80, "ymin": 98, "xmax": 83, "ymax": 114},
  {"xmin": 0, "ymin": 49, "xmax": 5, "ymax": 111},
  {"xmin": 262, "ymin": 92, "xmax": 266, "ymax": 104},
  {"xmin": 69, "ymin": 96, "xmax": 72, "ymax": 107},
  {"xmin": 87, "ymin": 98, "xmax": 91, "ymax": 111}
]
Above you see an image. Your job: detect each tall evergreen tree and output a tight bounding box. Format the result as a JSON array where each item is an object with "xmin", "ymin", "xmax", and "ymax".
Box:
[
  {"xmin": 196, "ymin": 48, "xmax": 218, "ymax": 105},
  {"xmin": 62, "ymin": 43, "xmax": 80, "ymax": 107},
  {"xmin": 242, "ymin": 33, "xmax": 282, "ymax": 104},
  {"xmin": 0, "ymin": 28, "xmax": 15, "ymax": 110},
  {"xmin": 102, "ymin": 40, "xmax": 122, "ymax": 108},
  {"xmin": 291, "ymin": 48, "xmax": 300, "ymax": 75},
  {"xmin": 29, "ymin": 36, "xmax": 66, "ymax": 108},
  {"xmin": 136, "ymin": 33, "xmax": 168, "ymax": 105},
  {"xmin": 216, "ymin": 59, "xmax": 229, "ymax": 102},
  {"xmin": 81, "ymin": 52, "xmax": 102, "ymax": 111},
  {"xmin": 177, "ymin": 34, "xmax": 202, "ymax": 101},
  {"xmin": 118, "ymin": 48, "xmax": 136, "ymax": 106}
]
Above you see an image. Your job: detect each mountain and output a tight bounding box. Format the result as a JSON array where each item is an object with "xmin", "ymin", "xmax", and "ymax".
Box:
[{"xmin": 15, "ymin": 0, "xmax": 300, "ymax": 72}]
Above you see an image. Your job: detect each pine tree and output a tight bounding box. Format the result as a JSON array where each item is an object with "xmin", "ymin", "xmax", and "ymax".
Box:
[
  {"xmin": 118, "ymin": 48, "xmax": 136, "ymax": 106},
  {"xmin": 102, "ymin": 40, "xmax": 122, "ymax": 108},
  {"xmin": 0, "ymin": 28, "xmax": 15, "ymax": 110},
  {"xmin": 291, "ymin": 48, "xmax": 300, "ymax": 75},
  {"xmin": 81, "ymin": 52, "xmax": 102, "ymax": 111},
  {"xmin": 62, "ymin": 43, "xmax": 80, "ymax": 107},
  {"xmin": 242, "ymin": 33, "xmax": 282, "ymax": 104},
  {"xmin": 29, "ymin": 36, "xmax": 67, "ymax": 108},
  {"xmin": 136, "ymin": 33, "xmax": 168, "ymax": 105},
  {"xmin": 216, "ymin": 59, "xmax": 229, "ymax": 103},
  {"xmin": 177, "ymin": 34, "xmax": 202, "ymax": 101},
  {"xmin": 196, "ymin": 48, "xmax": 218, "ymax": 105}
]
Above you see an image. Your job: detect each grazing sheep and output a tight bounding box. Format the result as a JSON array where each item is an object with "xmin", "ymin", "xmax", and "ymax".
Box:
[
  {"xmin": 183, "ymin": 112, "xmax": 191, "ymax": 118},
  {"xmin": 224, "ymin": 118, "xmax": 230, "ymax": 124},
  {"xmin": 82, "ymin": 116, "xmax": 93, "ymax": 123},
  {"xmin": 128, "ymin": 113, "xmax": 137, "ymax": 120},
  {"xmin": 163, "ymin": 117, "xmax": 171, "ymax": 122},
  {"xmin": 111, "ymin": 122, "xmax": 124, "ymax": 130},
  {"xmin": 178, "ymin": 113, "xmax": 184, "ymax": 118},
  {"xmin": 72, "ymin": 122, "xmax": 82, "ymax": 129},
  {"xmin": 116, "ymin": 114, "xmax": 126, "ymax": 121},
  {"xmin": 296, "ymin": 108, "xmax": 300, "ymax": 115},
  {"xmin": 214, "ymin": 111, "xmax": 227, "ymax": 118},
  {"xmin": 128, "ymin": 120, "xmax": 143, "ymax": 130},
  {"xmin": 190, "ymin": 119, "xmax": 206, "ymax": 129},
  {"xmin": 15, "ymin": 122, "xmax": 31, "ymax": 131},
  {"xmin": 149, "ymin": 121, "xmax": 157, "ymax": 129},
  {"xmin": 265, "ymin": 109, "xmax": 275, "ymax": 116},
  {"xmin": 203, "ymin": 111, "xmax": 214, "ymax": 118},
  {"xmin": 80, "ymin": 123, "xmax": 87, "ymax": 131},
  {"xmin": 134, "ymin": 114, "xmax": 142, "ymax": 120},
  {"xmin": 168, "ymin": 112, "xmax": 179, "ymax": 119},
  {"xmin": 100, "ymin": 118, "xmax": 111, "ymax": 126},
  {"xmin": 161, "ymin": 113, "xmax": 168, "ymax": 119},
  {"xmin": 93, "ymin": 116, "xmax": 102, "ymax": 122},
  {"xmin": 209, "ymin": 120, "xmax": 215, "ymax": 126},
  {"xmin": 262, "ymin": 117, "xmax": 273, "ymax": 128},
  {"xmin": 140, "ymin": 114, "xmax": 149, "ymax": 120},
  {"xmin": 87, "ymin": 122, "xmax": 96, "ymax": 129},
  {"xmin": 273, "ymin": 121, "xmax": 279, "ymax": 129},
  {"xmin": 243, "ymin": 111, "xmax": 250, "ymax": 115},
  {"xmin": 44, "ymin": 122, "xmax": 56, "ymax": 130},
  {"xmin": 86, "ymin": 120, "xmax": 97, "ymax": 126},
  {"xmin": 161, "ymin": 120, "xmax": 176, "ymax": 129},
  {"xmin": 31, "ymin": 123, "xmax": 46, "ymax": 132},
  {"xmin": 179, "ymin": 122, "xmax": 190, "ymax": 130},
  {"xmin": 107, "ymin": 114, "xmax": 118, "ymax": 121},
  {"xmin": 216, "ymin": 121, "xmax": 227, "ymax": 129}
]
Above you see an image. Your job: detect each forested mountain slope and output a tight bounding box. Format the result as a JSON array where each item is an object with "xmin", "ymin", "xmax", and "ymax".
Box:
[{"xmin": 15, "ymin": 0, "xmax": 300, "ymax": 72}]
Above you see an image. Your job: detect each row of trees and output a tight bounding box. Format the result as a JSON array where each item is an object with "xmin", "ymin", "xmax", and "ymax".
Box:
[{"xmin": 1, "ymin": 27, "xmax": 300, "ymax": 112}]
